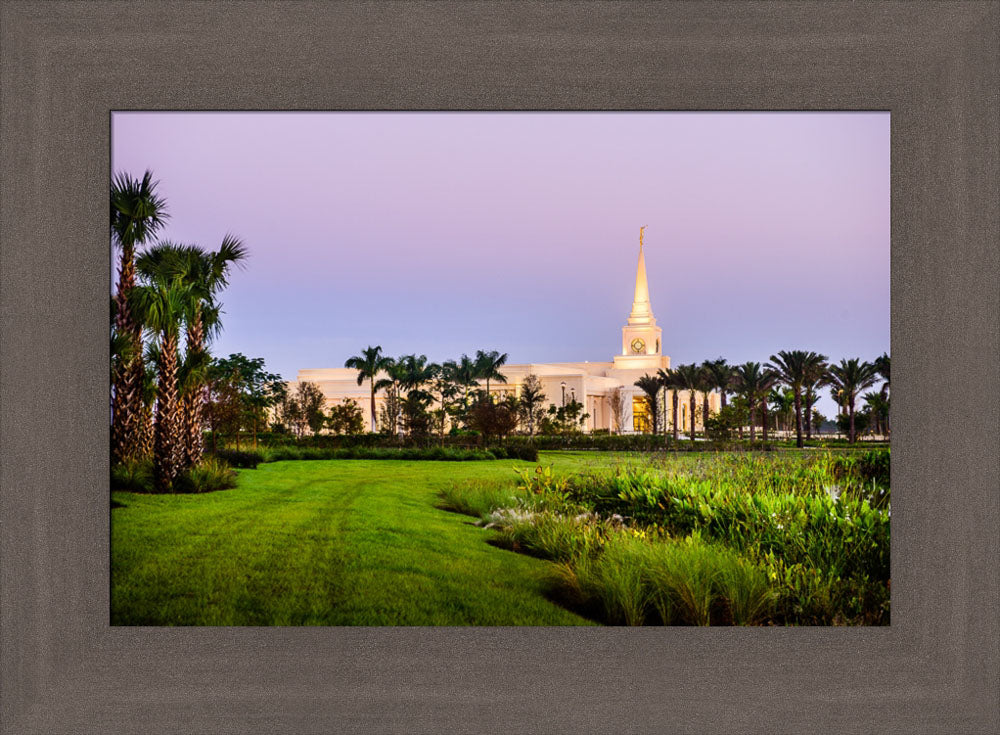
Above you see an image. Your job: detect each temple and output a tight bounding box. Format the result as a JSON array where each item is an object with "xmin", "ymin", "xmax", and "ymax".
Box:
[{"xmin": 291, "ymin": 228, "xmax": 718, "ymax": 433}]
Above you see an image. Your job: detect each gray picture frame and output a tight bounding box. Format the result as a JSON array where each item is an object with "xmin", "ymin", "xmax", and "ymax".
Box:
[{"xmin": 2, "ymin": 1, "xmax": 997, "ymax": 732}]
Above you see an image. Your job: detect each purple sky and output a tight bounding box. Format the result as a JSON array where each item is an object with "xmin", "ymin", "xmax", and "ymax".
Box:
[{"xmin": 112, "ymin": 112, "xmax": 889, "ymax": 417}]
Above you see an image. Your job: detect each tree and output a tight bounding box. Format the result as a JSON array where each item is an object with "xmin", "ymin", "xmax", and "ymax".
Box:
[
  {"xmin": 298, "ymin": 382, "xmax": 327, "ymax": 435},
  {"xmin": 429, "ymin": 362, "xmax": 459, "ymax": 439},
  {"xmin": 467, "ymin": 393, "xmax": 519, "ymax": 444},
  {"xmin": 375, "ymin": 358, "xmax": 407, "ymax": 435},
  {"xmin": 863, "ymin": 391, "xmax": 889, "ymax": 437},
  {"xmin": 607, "ymin": 385, "xmax": 628, "ymax": 436},
  {"xmin": 541, "ymin": 399, "xmax": 589, "ymax": 435},
  {"xmin": 697, "ymin": 364, "xmax": 716, "ymax": 431},
  {"xmin": 446, "ymin": 354, "xmax": 479, "ymax": 413},
  {"xmin": 110, "ymin": 170, "xmax": 168, "ymax": 464},
  {"xmin": 767, "ymin": 350, "xmax": 828, "ymax": 448},
  {"xmin": 131, "ymin": 275, "xmax": 193, "ymax": 492},
  {"xmin": 518, "ymin": 373, "xmax": 546, "ymax": 436},
  {"xmin": 345, "ymin": 345, "xmax": 392, "ymax": 432},
  {"xmin": 203, "ymin": 364, "xmax": 243, "ymax": 453},
  {"xmin": 658, "ymin": 368, "xmax": 682, "ymax": 442},
  {"xmin": 138, "ymin": 237, "xmax": 248, "ymax": 466},
  {"xmin": 732, "ymin": 362, "xmax": 777, "ymax": 443},
  {"xmin": 326, "ymin": 399, "xmax": 364, "ymax": 435},
  {"xmin": 769, "ymin": 387, "xmax": 795, "ymax": 436},
  {"xmin": 634, "ymin": 374, "xmax": 662, "ymax": 434},
  {"xmin": 672, "ymin": 363, "xmax": 702, "ymax": 445},
  {"xmin": 826, "ymin": 358, "xmax": 879, "ymax": 443},
  {"xmin": 474, "ymin": 349, "xmax": 509, "ymax": 398},
  {"xmin": 874, "ymin": 352, "xmax": 891, "ymax": 436},
  {"xmin": 702, "ymin": 358, "xmax": 735, "ymax": 410},
  {"xmin": 211, "ymin": 353, "xmax": 285, "ymax": 448},
  {"xmin": 801, "ymin": 356, "xmax": 829, "ymax": 440}
]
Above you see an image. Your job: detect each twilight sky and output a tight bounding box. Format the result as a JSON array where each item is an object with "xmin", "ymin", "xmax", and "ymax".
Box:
[{"xmin": 112, "ymin": 112, "xmax": 889, "ymax": 417}]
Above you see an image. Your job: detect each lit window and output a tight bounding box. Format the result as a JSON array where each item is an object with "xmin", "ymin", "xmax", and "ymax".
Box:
[{"xmin": 632, "ymin": 396, "xmax": 651, "ymax": 433}]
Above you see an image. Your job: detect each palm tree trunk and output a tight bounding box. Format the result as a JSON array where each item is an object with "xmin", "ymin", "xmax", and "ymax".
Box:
[
  {"xmin": 804, "ymin": 389, "xmax": 813, "ymax": 439},
  {"xmin": 794, "ymin": 390, "xmax": 804, "ymax": 448},
  {"xmin": 153, "ymin": 331, "xmax": 180, "ymax": 493},
  {"xmin": 689, "ymin": 392, "xmax": 696, "ymax": 445},
  {"xmin": 138, "ymin": 401, "xmax": 154, "ymax": 458},
  {"xmin": 761, "ymin": 402, "xmax": 769, "ymax": 442},
  {"xmin": 181, "ymin": 310, "xmax": 205, "ymax": 469},
  {"xmin": 672, "ymin": 391, "xmax": 679, "ymax": 441},
  {"xmin": 369, "ymin": 380, "xmax": 376, "ymax": 432},
  {"xmin": 702, "ymin": 392, "xmax": 710, "ymax": 430},
  {"xmin": 112, "ymin": 245, "xmax": 140, "ymax": 464},
  {"xmin": 749, "ymin": 400, "xmax": 756, "ymax": 443},
  {"xmin": 848, "ymin": 399, "xmax": 856, "ymax": 444}
]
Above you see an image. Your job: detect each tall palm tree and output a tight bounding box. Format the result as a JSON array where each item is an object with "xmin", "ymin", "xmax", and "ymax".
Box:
[
  {"xmin": 826, "ymin": 358, "xmax": 879, "ymax": 443},
  {"xmin": 697, "ymin": 364, "xmax": 716, "ymax": 430},
  {"xmin": 802, "ymin": 356, "xmax": 829, "ymax": 440},
  {"xmin": 673, "ymin": 363, "xmax": 701, "ymax": 445},
  {"xmin": 769, "ymin": 387, "xmax": 795, "ymax": 436},
  {"xmin": 732, "ymin": 362, "xmax": 776, "ymax": 443},
  {"xmin": 374, "ymin": 358, "xmax": 408, "ymax": 435},
  {"xmin": 634, "ymin": 374, "xmax": 662, "ymax": 434},
  {"xmin": 657, "ymin": 368, "xmax": 682, "ymax": 442},
  {"xmin": 518, "ymin": 373, "xmax": 546, "ymax": 437},
  {"xmin": 139, "ymin": 237, "xmax": 247, "ymax": 468},
  {"xmin": 397, "ymin": 353, "xmax": 436, "ymax": 400},
  {"xmin": 474, "ymin": 349, "xmax": 509, "ymax": 398},
  {"xmin": 448, "ymin": 354, "xmax": 480, "ymax": 409},
  {"xmin": 767, "ymin": 350, "xmax": 827, "ymax": 448},
  {"xmin": 702, "ymin": 358, "xmax": 735, "ymax": 410},
  {"xmin": 131, "ymin": 275, "xmax": 193, "ymax": 492},
  {"xmin": 863, "ymin": 391, "xmax": 889, "ymax": 437},
  {"xmin": 874, "ymin": 352, "xmax": 891, "ymax": 437},
  {"xmin": 110, "ymin": 170, "xmax": 168, "ymax": 463},
  {"xmin": 345, "ymin": 345, "xmax": 392, "ymax": 432}
]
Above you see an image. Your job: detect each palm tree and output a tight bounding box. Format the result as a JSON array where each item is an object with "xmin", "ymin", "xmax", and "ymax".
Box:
[
  {"xmin": 875, "ymin": 352, "xmax": 891, "ymax": 436},
  {"xmin": 826, "ymin": 358, "xmax": 879, "ymax": 443},
  {"xmin": 702, "ymin": 358, "xmax": 735, "ymax": 410},
  {"xmin": 397, "ymin": 353, "xmax": 436, "ymax": 400},
  {"xmin": 657, "ymin": 368, "xmax": 682, "ymax": 442},
  {"xmin": 634, "ymin": 374, "xmax": 662, "ymax": 434},
  {"xmin": 131, "ymin": 275, "xmax": 193, "ymax": 492},
  {"xmin": 767, "ymin": 350, "xmax": 828, "ymax": 448},
  {"xmin": 732, "ymin": 362, "xmax": 776, "ymax": 443},
  {"xmin": 374, "ymin": 358, "xmax": 408, "ymax": 435},
  {"xmin": 474, "ymin": 349, "xmax": 509, "ymax": 398},
  {"xmin": 769, "ymin": 387, "xmax": 795, "ymax": 436},
  {"xmin": 863, "ymin": 391, "xmax": 889, "ymax": 437},
  {"xmin": 518, "ymin": 373, "xmax": 546, "ymax": 436},
  {"xmin": 697, "ymin": 364, "xmax": 716, "ymax": 431},
  {"xmin": 447, "ymin": 354, "xmax": 479, "ymax": 409},
  {"xmin": 802, "ymin": 356, "xmax": 829, "ymax": 440},
  {"xmin": 110, "ymin": 170, "xmax": 168, "ymax": 463},
  {"xmin": 139, "ymin": 237, "xmax": 247, "ymax": 468},
  {"xmin": 672, "ymin": 363, "xmax": 701, "ymax": 445},
  {"xmin": 345, "ymin": 345, "xmax": 392, "ymax": 432}
]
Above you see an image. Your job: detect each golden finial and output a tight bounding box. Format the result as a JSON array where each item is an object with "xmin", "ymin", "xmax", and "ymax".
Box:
[{"xmin": 639, "ymin": 225, "xmax": 647, "ymax": 247}]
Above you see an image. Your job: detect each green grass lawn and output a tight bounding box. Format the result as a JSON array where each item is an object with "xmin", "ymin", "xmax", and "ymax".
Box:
[{"xmin": 112, "ymin": 452, "xmax": 628, "ymax": 625}]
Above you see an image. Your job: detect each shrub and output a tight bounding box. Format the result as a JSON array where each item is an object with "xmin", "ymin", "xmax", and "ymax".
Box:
[
  {"xmin": 214, "ymin": 448, "xmax": 264, "ymax": 468},
  {"xmin": 437, "ymin": 480, "xmax": 521, "ymax": 518},
  {"xmin": 111, "ymin": 458, "xmax": 153, "ymax": 493},
  {"xmin": 472, "ymin": 452, "xmax": 889, "ymax": 625},
  {"xmin": 550, "ymin": 529, "xmax": 775, "ymax": 626},
  {"xmin": 173, "ymin": 457, "xmax": 238, "ymax": 493}
]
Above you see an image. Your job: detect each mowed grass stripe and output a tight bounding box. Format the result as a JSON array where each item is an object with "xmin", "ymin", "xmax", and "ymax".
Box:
[{"xmin": 111, "ymin": 457, "xmax": 597, "ymax": 626}]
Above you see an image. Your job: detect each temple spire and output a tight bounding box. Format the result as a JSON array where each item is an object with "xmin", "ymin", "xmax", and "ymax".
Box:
[{"xmin": 628, "ymin": 226, "xmax": 655, "ymax": 325}]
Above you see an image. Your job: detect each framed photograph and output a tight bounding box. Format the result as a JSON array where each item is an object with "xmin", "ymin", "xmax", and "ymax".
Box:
[{"xmin": 2, "ymin": 1, "xmax": 997, "ymax": 732}]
